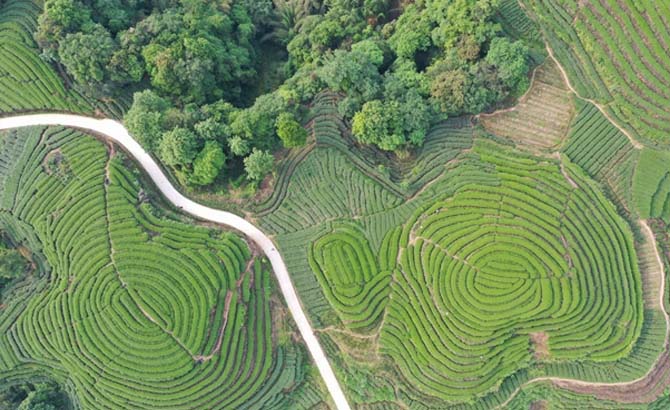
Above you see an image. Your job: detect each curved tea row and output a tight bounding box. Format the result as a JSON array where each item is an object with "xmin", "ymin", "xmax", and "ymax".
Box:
[
  {"xmin": 0, "ymin": 0, "xmax": 90, "ymax": 113},
  {"xmin": 524, "ymin": 0, "xmax": 670, "ymax": 144},
  {"xmin": 0, "ymin": 127, "xmax": 311, "ymax": 409}
]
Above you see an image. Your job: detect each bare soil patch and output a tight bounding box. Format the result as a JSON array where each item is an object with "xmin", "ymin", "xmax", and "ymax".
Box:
[
  {"xmin": 530, "ymin": 400, "xmax": 548, "ymax": 410},
  {"xmin": 552, "ymin": 347, "xmax": 670, "ymax": 403},
  {"xmin": 529, "ymin": 332, "xmax": 550, "ymax": 360},
  {"xmin": 480, "ymin": 59, "xmax": 575, "ymax": 151}
]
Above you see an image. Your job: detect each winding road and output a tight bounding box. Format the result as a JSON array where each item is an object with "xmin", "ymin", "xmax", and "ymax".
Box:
[
  {"xmin": 1, "ymin": 114, "xmax": 668, "ymax": 409},
  {"xmin": 0, "ymin": 114, "xmax": 352, "ymax": 410}
]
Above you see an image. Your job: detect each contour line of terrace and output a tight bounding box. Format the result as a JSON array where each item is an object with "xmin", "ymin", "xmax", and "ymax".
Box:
[
  {"xmin": 0, "ymin": 114, "xmax": 352, "ymax": 410},
  {"xmin": 1, "ymin": 111, "xmax": 667, "ymax": 409}
]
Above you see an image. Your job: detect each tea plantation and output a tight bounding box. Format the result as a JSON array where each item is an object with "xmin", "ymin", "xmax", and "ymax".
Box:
[
  {"xmin": 0, "ymin": 0, "xmax": 669, "ymax": 408},
  {"xmin": 0, "ymin": 127, "xmax": 323, "ymax": 409},
  {"xmin": 252, "ymin": 94, "xmax": 668, "ymax": 408},
  {"xmin": 0, "ymin": 0, "xmax": 90, "ymax": 113},
  {"xmin": 522, "ymin": 0, "xmax": 670, "ymax": 145}
]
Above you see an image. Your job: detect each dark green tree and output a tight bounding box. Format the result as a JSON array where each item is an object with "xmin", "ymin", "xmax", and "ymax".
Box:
[
  {"xmin": 125, "ymin": 90, "xmax": 174, "ymax": 151},
  {"xmin": 230, "ymin": 92, "xmax": 287, "ymax": 147},
  {"xmin": 352, "ymin": 100, "xmax": 403, "ymax": 151},
  {"xmin": 275, "ymin": 112, "xmax": 307, "ymax": 148},
  {"xmin": 265, "ymin": 0, "xmax": 314, "ymax": 45},
  {"xmin": 317, "ymin": 40, "xmax": 385, "ymax": 116},
  {"xmin": 33, "ymin": 0, "xmax": 533, "ymax": 165},
  {"xmin": 91, "ymin": 0, "xmax": 138, "ymax": 33},
  {"xmin": 431, "ymin": 0, "xmax": 499, "ymax": 49},
  {"xmin": 158, "ymin": 128, "xmax": 198, "ymax": 167},
  {"xmin": 429, "ymin": 64, "xmax": 469, "ymax": 114},
  {"xmin": 244, "ymin": 149, "xmax": 274, "ymax": 181},
  {"xmin": 142, "ymin": 38, "xmax": 218, "ymax": 105},
  {"xmin": 190, "ymin": 141, "xmax": 226, "ymax": 186},
  {"xmin": 387, "ymin": 4, "xmax": 431, "ymax": 60},
  {"xmin": 16, "ymin": 383, "xmax": 66, "ymax": 410},
  {"xmin": 133, "ymin": 1, "xmax": 258, "ymax": 105},
  {"xmin": 58, "ymin": 24, "xmax": 116, "ymax": 86},
  {"xmin": 0, "ymin": 246, "xmax": 26, "ymax": 279},
  {"xmin": 485, "ymin": 37, "xmax": 530, "ymax": 90},
  {"xmin": 228, "ymin": 136, "xmax": 251, "ymax": 157},
  {"xmin": 351, "ymin": 92, "xmax": 431, "ymax": 152},
  {"xmin": 194, "ymin": 119, "xmax": 228, "ymax": 142},
  {"xmin": 317, "ymin": 41, "xmax": 383, "ymax": 100},
  {"xmin": 36, "ymin": 0, "xmax": 91, "ymax": 49}
]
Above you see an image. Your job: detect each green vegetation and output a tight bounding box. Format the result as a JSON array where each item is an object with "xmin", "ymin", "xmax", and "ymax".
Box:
[
  {"xmin": 250, "ymin": 92, "xmax": 661, "ymax": 407},
  {"xmin": 1, "ymin": 0, "xmax": 668, "ymax": 407},
  {"xmin": 190, "ymin": 141, "xmax": 226, "ymax": 186},
  {"xmin": 0, "ymin": 235, "xmax": 28, "ymax": 299},
  {"xmin": 276, "ymin": 112, "xmax": 307, "ymax": 148},
  {"xmin": 494, "ymin": 0, "xmax": 544, "ymax": 59},
  {"xmin": 562, "ymin": 100, "xmax": 639, "ymax": 212},
  {"xmin": 244, "ymin": 149, "xmax": 275, "ymax": 182},
  {"xmin": 564, "ymin": 101, "xmax": 636, "ymax": 178},
  {"xmin": 308, "ymin": 223, "xmax": 392, "ymax": 330},
  {"xmin": 0, "ymin": 241, "xmax": 26, "ymax": 280},
  {"xmin": 0, "ymin": 0, "xmax": 90, "ymax": 113},
  {"xmin": 32, "ymin": 0, "xmax": 532, "ymax": 187},
  {"xmin": 633, "ymin": 149, "xmax": 670, "ymax": 221},
  {"xmin": 522, "ymin": 0, "xmax": 670, "ymax": 145},
  {"xmin": 506, "ymin": 383, "xmax": 670, "ymax": 410},
  {"xmin": 0, "ymin": 127, "xmax": 321, "ymax": 409},
  {"xmin": 381, "ymin": 140, "xmax": 642, "ymax": 402},
  {"xmin": 0, "ymin": 382, "xmax": 68, "ymax": 410}
]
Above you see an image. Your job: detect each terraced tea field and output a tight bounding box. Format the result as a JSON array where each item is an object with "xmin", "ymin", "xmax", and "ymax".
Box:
[
  {"xmin": 380, "ymin": 141, "xmax": 642, "ymax": 402},
  {"xmin": 0, "ymin": 0, "xmax": 90, "ymax": 113},
  {"xmin": 250, "ymin": 95, "xmax": 668, "ymax": 408},
  {"xmin": 0, "ymin": 0, "xmax": 669, "ymax": 407},
  {"xmin": 633, "ymin": 149, "xmax": 670, "ymax": 222},
  {"xmin": 505, "ymin": 382, "xmax": 670, "ymax": 410},
  {"xmin": 0, "ymin": 127, "xmax": 322, "ymax": 409},
  {"xmin": 522, "ymin": 0, "xmax": 670, "ymax": 145}
]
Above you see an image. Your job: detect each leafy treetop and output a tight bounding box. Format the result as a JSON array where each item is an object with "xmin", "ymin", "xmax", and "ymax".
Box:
[{"xmin": 35, "ymin": 0, "xmax": 531, "ymax": 182}]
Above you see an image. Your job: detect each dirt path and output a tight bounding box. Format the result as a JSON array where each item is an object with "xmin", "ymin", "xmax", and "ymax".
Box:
[
  {"xmin": 496, "ymin": 219, "xmax": 668, "ymax": 408},
  {"xmin": 545, "ymin": 44, "xmax": 643, "ymax": 149},
  {"xmin": 553, "ymin": 152, "xmax": 579, "ymax": 188},
  {"xmin": 195, "ymin": 291, "xmax": 233, "ymax": 362},
  {"xmin": 0, "ymin": 114, "xmax": 352, "ymax": 410}
]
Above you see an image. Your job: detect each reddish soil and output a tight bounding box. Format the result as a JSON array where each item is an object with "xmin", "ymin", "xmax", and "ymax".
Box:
[
  {"xmin": 552, "ymin": 346, "xmax": 670, "ymax": 403},
  {"xmin": 529, "ymin": 332, "xmax": 550, "ymax": 360},
  {"xmin": 530, "ymin": 400, "xmax": 548, "ymax": 410}
]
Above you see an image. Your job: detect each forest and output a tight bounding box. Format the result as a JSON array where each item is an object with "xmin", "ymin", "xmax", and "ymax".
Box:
[{"xmin": 35, "ymin": 0, "xmax": 530, "ymax": 188}]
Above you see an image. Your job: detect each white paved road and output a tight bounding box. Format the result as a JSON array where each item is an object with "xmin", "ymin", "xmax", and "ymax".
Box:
[{"xmin": 0, "ymin": 114, "xmax": 351, "ymax": 410}]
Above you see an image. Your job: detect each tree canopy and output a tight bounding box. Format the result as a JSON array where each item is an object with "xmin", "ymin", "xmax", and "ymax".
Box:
[
  {"xmin": 0, "ymin": 382, "xmax": 67, "ymax": 410},
  {"xmin": 36, "ymin": 0, "xmax": 532, "ymax": 183},
  {"xmin": 190, "ymin": 141, "xmax": 226, "ymax": 186},
  {"xmin": 159, "ymin": 128, "xmax": 198, "ymax": 167},
  {"xmin": 244, "ymin": 149, "xmax": 274, "ymax": 181},
  {"xmin": 276, "ymin": 112, "xmax": 307, "ymax": 148},
  {"xmin": 0, "ymin": 242, "xmax": 26, "ymax": 280}
]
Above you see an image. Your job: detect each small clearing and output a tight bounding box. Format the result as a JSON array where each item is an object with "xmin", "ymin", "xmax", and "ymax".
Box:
[
  {"xmin": 529, "ymin": 332, "xmax": 550, "ymax": 360},
  {"xmin": 480, "ymin": 59, "xmax": 575, "ymax": 150}
]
